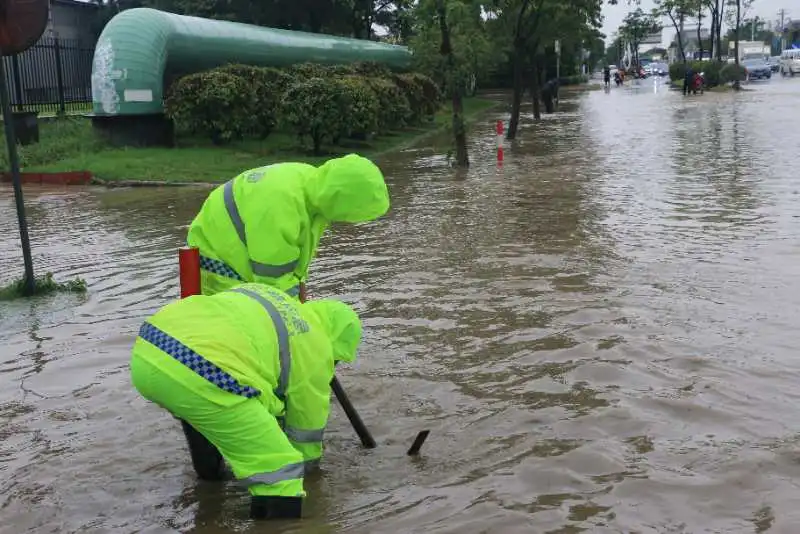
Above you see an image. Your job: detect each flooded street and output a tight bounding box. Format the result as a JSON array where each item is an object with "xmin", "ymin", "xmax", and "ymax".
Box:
[{"xmin": 3, "ymin": 77, "xmax": 800, "ymax": 533}]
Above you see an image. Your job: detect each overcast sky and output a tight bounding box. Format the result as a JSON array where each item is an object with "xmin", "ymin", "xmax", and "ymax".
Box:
[{"xmin": 601, "ymin": 0, "xmax": 792, "ymax": 46}]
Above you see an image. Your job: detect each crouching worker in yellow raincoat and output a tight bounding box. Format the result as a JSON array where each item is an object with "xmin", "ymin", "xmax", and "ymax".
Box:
[
  {"xmin": 130, "ymin": 283, "xmax": 362, "ymax": 520},
  {"xmin": 187, "ymin": 154, "xmax": 390, "ymax": 299}
]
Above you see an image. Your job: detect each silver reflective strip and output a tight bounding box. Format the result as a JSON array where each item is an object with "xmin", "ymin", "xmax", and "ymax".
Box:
[
  {"xmin": 224, "ymin": 179, "xmax": 247, "ymax": 246},
  {"xmin": 229, "ymin": 288, "xmax": 291, "ymax": 400},
  {"xmin": 285, "ymin": 426, "xmax": 325, "ymax": 443},
  {"xmin": 250, "ymin": 258, "xmax": 299, "ymax": 278},
  {"xmin": 240, "ymin": 461, "xmax": 305, "ymax": 486},
  {"xmin": 287, "ymin": 285, "xmax": 300, "ymax": 297}
]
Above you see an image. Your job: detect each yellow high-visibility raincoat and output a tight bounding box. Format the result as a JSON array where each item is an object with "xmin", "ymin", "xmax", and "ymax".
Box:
[
  {"xmin": 130, "ymin": 283, "xmax": 362, "ymax": 500},
  {"xmin": 186, "ymin": 154, "xmax": 390, "ymax": 298}
]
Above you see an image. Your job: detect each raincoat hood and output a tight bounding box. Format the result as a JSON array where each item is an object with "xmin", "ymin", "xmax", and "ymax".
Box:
[
  {"xmin": 307, "ymin": 154, "xmax": 390, "ymax": 223},
  {"xmin": 303, "ymin": 299, "xmax": 362, "ymax": 363}
]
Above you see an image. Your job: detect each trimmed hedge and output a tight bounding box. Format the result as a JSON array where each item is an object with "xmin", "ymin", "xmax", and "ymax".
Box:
[
  {"xmin": 335, "ymin": 76, "xmax": 380, "ymax": 140},
  {"xmin": 214, "ymin": 64, "xmax": 291, "ymax": 138},
  {"xmin": 280, "ymin": 77, "xmax": 346, "ymax": 155},
  {"xmin": 164, "ymin": 71, "xmax": 254, "ymax": 145},
  {"xmin": 165, "ymin": 61, "xmax": 442, "ymax": 154},
  {"xmin": 720, "ymin": 63, "xmax": 747, "ymax": 83},
  {"xmin": 669, "ymin": 60, "xmax": 727, "ymax": 88}
]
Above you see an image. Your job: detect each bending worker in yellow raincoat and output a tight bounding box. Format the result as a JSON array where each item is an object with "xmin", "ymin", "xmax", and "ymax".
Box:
[
  {"xmin": 187, "ymin": 154, "xmax": 390, "ymax": 299},
  {"xmin": 130, "ymin": 283, "xmax": 362, "ymax": 519}
]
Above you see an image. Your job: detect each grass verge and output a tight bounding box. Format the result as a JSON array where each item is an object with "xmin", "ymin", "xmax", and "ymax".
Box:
[{"xmin": 1, "ymin": 97, "xmax": 499, "ymax": 184}]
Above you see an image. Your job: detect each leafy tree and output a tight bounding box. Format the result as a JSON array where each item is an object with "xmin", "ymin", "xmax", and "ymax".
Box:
[
  {"xmin": 490, "ymin": 0, "xmax": 606, "ymax": 139},
  {"xmin": 410, "ymin": 0, "xmax": 493, "ymax": 167},
  {"xmin": 726, "ymin": 0, "xmax": 755, "ymax": 88},
  {"xmin": 654, "ymin": 0, "xmax": 694, "ymax": 63},
  {"xmin": 619, "ymin": 7, "xmax": 659, "ymax": 68},
  {"xmin": 703, "ymin": 0, "xmax": 726, "ymax": 60}
]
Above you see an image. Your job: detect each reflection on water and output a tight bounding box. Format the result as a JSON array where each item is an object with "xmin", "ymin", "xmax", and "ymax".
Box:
[{"xmin": 3, "ymin": 78, "xmax": 800, "ymax": 533}]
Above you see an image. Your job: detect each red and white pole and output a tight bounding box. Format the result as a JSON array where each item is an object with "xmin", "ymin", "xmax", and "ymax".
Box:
[
  {"xmin": 496, "ymin": 120, "xmax": 504, "ymax": 164},
  {"xmin": 178, "ymin": 246, "xmax": 201, "ymax": 299}
]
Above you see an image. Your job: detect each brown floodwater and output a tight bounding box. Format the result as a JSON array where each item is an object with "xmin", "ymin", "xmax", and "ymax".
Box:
[{"xmin": 2, "ymin": 78, "xmax": 800, "ymax": 533}]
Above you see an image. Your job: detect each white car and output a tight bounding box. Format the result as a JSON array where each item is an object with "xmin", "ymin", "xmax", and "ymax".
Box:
[{"xmin": 780, "ymin": 49, "xmax": 800, "ymax": 76}]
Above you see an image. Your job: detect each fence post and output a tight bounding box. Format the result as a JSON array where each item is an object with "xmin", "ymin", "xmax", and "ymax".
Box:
[
  {"xmin": 53, "ymin": 38, "xmax": 66, "ymax": 115},
  {"xmin": 10, "ymin": 55, "xmax": 23, "ymax": 112}
]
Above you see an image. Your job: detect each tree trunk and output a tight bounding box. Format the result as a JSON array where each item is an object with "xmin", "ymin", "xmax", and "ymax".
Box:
[
  {"xmin": 507, "ymin": 43, "xmax": 524, "ymax": 140},
  {"xmin": 668, "ymin": 13, "xmax": 686, "ymax": 63},
  {"xmin": 733, "ymin": 0, "xmax": 741, "ymax": 89},
  {"xmin": 716, "ymin": 0, "xmax": 725, "ymax": 61},
  {"xmin": 697, "ymin": 7, "xmax": 704, "ymax": 60},
  {"xmin": 437, "ymin": 0, "xmax": 468, "ymax": 166},
  {"xmin": 530, "ymin": 59, "xmax": 542, "ymax": 119},
  {"xmin": 709, "ymin": 11, "xmax": 716, "ymax": 59}
]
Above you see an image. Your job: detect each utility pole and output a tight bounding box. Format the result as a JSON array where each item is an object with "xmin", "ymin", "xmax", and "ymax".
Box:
[
  {"xmin": 778, "ymin": 9, "xmax": 788, "ymax": 51},
  {"xmin": 555, "ymin": 39, "xmax": 561, "ymax": 82}
]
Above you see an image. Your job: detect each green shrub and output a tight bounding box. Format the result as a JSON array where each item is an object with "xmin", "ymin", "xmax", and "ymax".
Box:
[
  {"xmin": 407, "ymin": 72, "xmax": 442, "ymax": 117},
  {"xmin": 392, "ymin": 73, "xmax": 426, "ymax": 123},
  {"xmin": 328, "ymin": 64, "xmax": 359, "ymax": 76},
  {"xmin": 349, "ymin": 61, "xmax": 393, "ymax": 78},
  {"xmin": 165, "ymin": 71, "xmax": 255, "ymax": 145},
  {"xmin": 214, "ymin": 64, "xmax": 291, "ymax": 137},
  {"xmin": 335, "ymin": 76, "xmax": 380, "ymax": 139},
  {"xmin": 280, "ymin": 77, "xmax": 347, "ymax": 155},
  {"xmin": 363, "ymin": 77, "xmax": 411, "ymax": 131},
  {"xmin": 669, "ymin": 62, "xmax": 687, "ymax": 82},
  {"xmin": 696, "ymin": 61, "xmax": 723, "ymax": 88},
  {"xmin": 669, "ymin": 61, "xmax": 724, "ymax": 87},
  {"xmin": 287, "ymin": 62, "xmax": 335, "ymax": 80},
  {"xmin": 721, "ymin": 63, "xmax": 747, "ymax": 84}
]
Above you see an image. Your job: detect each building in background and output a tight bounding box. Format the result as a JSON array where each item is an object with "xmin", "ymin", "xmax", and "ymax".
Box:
[
  {"xmin": 638, "ymin": 30, "xmax": 663, "ymax": 58},
  {"xmin": 45, "ymin": 0, "xmax": 102, "ymax": 43},
  {"xmin": 783, "ymin": 20, "xmax": 800, "ymax": 49},
  {"xmin": 2, "ymin": 0, "xmax": 100, "ymax": 113},
  {"xmin": 668, "ymin": 27, "xmax": 711, "ymax": 63}
]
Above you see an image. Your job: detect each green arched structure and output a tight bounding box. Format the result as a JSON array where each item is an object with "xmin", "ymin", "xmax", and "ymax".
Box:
[{"xmin": 89, "ymin": 8, "xmax": 412, "ymax": 145}]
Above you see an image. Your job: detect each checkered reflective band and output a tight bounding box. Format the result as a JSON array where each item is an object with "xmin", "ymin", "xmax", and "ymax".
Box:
[
  {"xmin": 138, "ymin": 322, "xmax": 260, "ymax": 398},
  {"xmin": 199, "ymin": 255, "xmax": 244, "ymax": 281}
]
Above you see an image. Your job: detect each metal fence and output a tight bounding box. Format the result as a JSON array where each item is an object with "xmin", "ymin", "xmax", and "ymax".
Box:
[{"xmin": 1, "ymin": 37, "xmax": 94, "ymax": 116}]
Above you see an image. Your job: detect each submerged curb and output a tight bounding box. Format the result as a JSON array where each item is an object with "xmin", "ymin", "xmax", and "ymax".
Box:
[
  {"xmin": 1, "ymin": 171, "xmax": 93, "ymax": 185},
  {"xmin": 92, "ymin": 177, "xmax": 217, "ymax": 188}
]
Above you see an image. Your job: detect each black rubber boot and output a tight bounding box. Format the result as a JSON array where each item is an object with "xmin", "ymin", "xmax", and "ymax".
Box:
[
  {"xmin": 180, "ymin": 419, "xmax": 224, "ymax": 481},
  {"xmin": 250, "ymin": 496, "xmax": 303, "ymax": 520}
]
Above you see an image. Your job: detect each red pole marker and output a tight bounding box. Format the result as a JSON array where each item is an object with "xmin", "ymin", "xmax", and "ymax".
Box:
[
  {"xmin": 496, "ymin": 120, "xmax": 504, "ymax": 164},
  {"xmin": 178, "ymin": 246, "xmax": 201, "ymax": 299}
]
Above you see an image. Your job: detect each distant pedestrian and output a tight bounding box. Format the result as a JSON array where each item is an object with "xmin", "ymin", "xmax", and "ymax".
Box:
[
  {"xmin": 683, "ymin": 65, "xmax": 695, "ymax": 96},
  {"xmin": 603, "ymin": 66, "xmax": 611, "ymax": 87}
]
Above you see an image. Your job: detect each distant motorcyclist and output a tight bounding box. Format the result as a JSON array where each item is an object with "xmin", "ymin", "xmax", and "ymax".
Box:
[{"xmin": 693, "ymin": 71, "xmax": 705, "ymax": 94}]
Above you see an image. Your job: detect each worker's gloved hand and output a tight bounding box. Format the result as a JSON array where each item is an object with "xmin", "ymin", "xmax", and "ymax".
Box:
[{"xmin": 250, "ymin": 496, "xmax": 303, "ymax": 520}]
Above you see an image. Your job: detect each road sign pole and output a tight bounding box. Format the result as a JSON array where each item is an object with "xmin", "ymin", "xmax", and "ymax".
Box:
[{"xmin": 0, "ymin": 46, "xmax": 35, "ymax": 296}]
